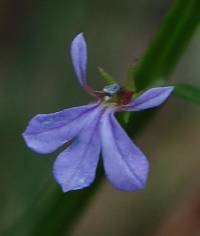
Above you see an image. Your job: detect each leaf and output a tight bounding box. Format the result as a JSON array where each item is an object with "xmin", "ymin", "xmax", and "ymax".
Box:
[
  {"xmin": 134, "ymin": 0, "xmax": 200, "ymax": 91},
  {"xmin": 174, "ymin": 84, "xmax": 200, "ymax": 104}
]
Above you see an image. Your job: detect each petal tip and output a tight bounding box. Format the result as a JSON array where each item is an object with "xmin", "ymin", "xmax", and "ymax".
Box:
[
  {"xmin": 72, "ymin": 32, "xmax": 86, "ymax": 45},
  {"xmin": 160, "ymin": 85, "xmax": 174, "ymax": 100},
  {"xmin": 113, "ymin": 175, "xmax": 149, "ymax": 192},
  {"xmin": 164, "ymin": 85, "xmax": 174, "ymax": 93},
  {"xmin": 77, "ymin": 32, "xmax": 84, "ymax": 37},
  {"xmin": 115, "ymin": 167, "xmax": 149, "ymax": 192},
  {"xmin": 22, "ymin": 129, "xmax": 53, "ymax": 154},
  {"xmin": 53, "ymin": 166, "xmax": 92, "ymax": 193},
  {"xmin": 70, "ymin": 32, "xmax": 88, "ymax": 88}
]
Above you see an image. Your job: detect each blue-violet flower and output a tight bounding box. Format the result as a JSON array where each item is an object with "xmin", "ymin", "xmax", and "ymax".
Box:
[{"xmin": 23, "ymin": 33, "xmax": 174, "ymax": 192}]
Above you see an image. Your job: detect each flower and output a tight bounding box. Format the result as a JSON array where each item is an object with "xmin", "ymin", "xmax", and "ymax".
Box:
[{"xmin": 22, "ymin": 33, "xmax": 174, "ymax": 192}]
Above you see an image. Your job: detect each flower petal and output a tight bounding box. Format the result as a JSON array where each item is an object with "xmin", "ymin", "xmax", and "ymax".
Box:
[
  {"xmin": 22, "ymin": 103, "xmax": 100, "ymax": 154},
  {"xmin": 124, "ymin": 86, "xmax": 174, "ymax": 111},
  {"xmin": 71, "ymin": 33, "xmax": 87, "ymax": 88},
  {"xmin": 53, "ymin": 107, "xmax": 103, "ymax": 192},
  {"xmin": 100, "ymin": 111, "xmax": 149, "ymax": 191}
]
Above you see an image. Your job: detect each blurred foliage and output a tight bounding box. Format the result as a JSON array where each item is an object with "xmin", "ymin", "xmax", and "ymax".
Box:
[
  {"xmin": 134, "ymin": 0, "xmax": 200, "ymax": 91},
  {"xmin": 174, "ymin": 84, "xmax": 200, "ymax": 104},
  {"xmin": 4, "ymin": 165, "xmax": 103, "ymax": 236}
]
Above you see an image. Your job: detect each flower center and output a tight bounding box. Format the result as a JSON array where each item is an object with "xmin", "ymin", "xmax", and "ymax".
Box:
[
  {"xmin": 102, "ymin": 83, "xmax": 133, "ymax": 106},
  {"xmin": 103, "ymin": 83, "xmax": 121, "ymax": 95}
]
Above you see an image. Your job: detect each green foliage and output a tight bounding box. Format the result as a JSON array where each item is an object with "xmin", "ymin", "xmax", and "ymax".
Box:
[
  {"xmin": 3, "ymin": 168, "xmax": 103, "ymax": 236},
  {"xmin": 174, "ymin": 84, "xmax": 200, "ymax": 104},
  {"xmin": 134, "ymin": 0, "xmax": 200, "ymax": 91}
]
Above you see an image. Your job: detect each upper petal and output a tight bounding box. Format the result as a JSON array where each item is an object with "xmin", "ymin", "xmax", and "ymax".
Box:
[
  {"xmin": 70, "ymin": 33, "xmax": 105, "ymax": 98},
  {"xmin": 53, "ymin": 106, "xmax": 103, "ymax": 192},
  {"xmin": 100, "ymin": 111, "xmax": 149, "ymax": 191},
  {"xmin": 71, "ymin": 33, "xmax": 87, "ymax": 88},
  {"xmin": 22, "ymin": 103, "xmax": 100, "ymax": 154},
  {"xmin": 124, "ymin": 86, "xmax": 174, "ymax": 111}
]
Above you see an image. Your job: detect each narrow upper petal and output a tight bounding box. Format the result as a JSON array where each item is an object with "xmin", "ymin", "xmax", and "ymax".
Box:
[
  {"xmin": 124, "ymin": 86, "xmax": 174, "ymax": 111},
  {"xmin": 100, "ymin": 111, "xmax": 149, "ymax": 191},
  {"xmin": 22, "ymin": 103, "xmax": 100, "ymax": 154},
  {"xmin": 53, "ymin": 106, "xmax": 103, "ymax": 192},
  {"xmin": 71, "ymin": 33, "xmax": 87, "ymax": 88},
  {"xmin": 70, "ymin": 33, "xmax": 105, "ymax": 98}
]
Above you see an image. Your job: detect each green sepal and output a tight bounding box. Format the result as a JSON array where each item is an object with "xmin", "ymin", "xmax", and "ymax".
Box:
[{"xmin": 98, "ymin": 67, "xmax": 116, "ymax": 84}]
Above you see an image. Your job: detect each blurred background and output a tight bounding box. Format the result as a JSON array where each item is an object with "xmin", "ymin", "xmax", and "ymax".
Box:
[{"xmin": 0, "ymin": 0, "xmax": 200, "ymax": 235}]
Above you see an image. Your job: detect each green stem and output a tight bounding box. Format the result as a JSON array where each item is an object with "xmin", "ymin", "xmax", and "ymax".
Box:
[{"xmin": 134, "ymin": 0, "xmax": 200, "ymax": 91}]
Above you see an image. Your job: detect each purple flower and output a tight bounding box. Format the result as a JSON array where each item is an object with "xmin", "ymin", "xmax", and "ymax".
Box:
[{"xmin": 23, "ymin": 33, "xmax": 174, "ymax": 192}]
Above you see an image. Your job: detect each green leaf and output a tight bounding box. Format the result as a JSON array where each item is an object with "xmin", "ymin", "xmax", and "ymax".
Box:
[
  {"xmin": 134, "ymin": 0, "xmax": 200, "ymax": 91},
  {"xmin": 174, "ymin": 84, "xmax": 200, "ymax": 104}
]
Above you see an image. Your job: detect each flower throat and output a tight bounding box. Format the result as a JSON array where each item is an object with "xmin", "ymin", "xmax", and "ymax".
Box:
[{"xmin": 102, "ymin": 83, "xmax": 133, "ymax": 106}]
